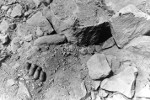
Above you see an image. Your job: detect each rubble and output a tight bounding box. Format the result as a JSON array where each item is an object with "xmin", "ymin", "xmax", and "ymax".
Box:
[
  {"xmin": 101, "ymin": 61, "xmax": 138, "ymax": 98},
  {"xmin": 87, "ymin": 53, "xmax": 111, "ymax": 80},
  {"xmin": 10, "ymin": 4, "xmax": 22, "ymax": 18}
]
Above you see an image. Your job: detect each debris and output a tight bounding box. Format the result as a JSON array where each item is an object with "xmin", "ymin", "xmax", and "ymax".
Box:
[
  {"xmin": 87, "ymin": 53, "xmax": 111, "ymax": 80},
  {"xmin": 79, "ymin": 47, "xmax": 88, "ymax": 55},
  {"xmin": 10, "ymin": 4, "xmax": 22, "ymax": 18},
  {"xmin": 101, "ymin": 61, "xmax": 138, "ymax": 98},
  {"xmin": 0, "ymin": 19, "xmax": 9, "ymax": 34},
  {"xmin": 34, "ymin": 34, "xmax": 66, "ymax": 46}
]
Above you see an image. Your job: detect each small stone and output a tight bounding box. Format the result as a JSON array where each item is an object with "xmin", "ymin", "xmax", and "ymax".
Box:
[
  {"xmin": 1, "ymin": 5, "xmax": 9, "ymax": 11},
  {"xmin": 95, "ymin": 45, "xmax": 102, "ymax": 53},
  {"xmin": 0, "ymin": 34, "xmax": 9, "ymax": 44},
  {"xmin": 79, "ymin": 47, "xmax": 88, "ymax": 55},
  {"xmin": 91, "ymin": 80, "xmax": 101, "ymax": 90},
  {"xmin": 11, "ymin": 37, "xmax": 22, "ymax": 53},
  {"xmin": 102, "ymin": 37, "xmax": 115, "ymax": 49},
  {"xmin": 99, "ymin": 89, "xmax": 109, "ymax": 98},
  {"xmin": 12, "ymin": 63, "xmax": 20, "ymax": 69},
  {"xmin": 0, "ymin": 19, "xmax": 9, "ymax": 34},
  {"xmin": 32, "ymin": 0, "xmax": 41, "ymax": 7},
  {"xmin": 36, "ymin": 27, "xmax": 43, "ymax": 37},
  {"xmin": 10, "ymin": 4, "xmax": 22, "ymax": 18},
  {"xmin": 87, "ymin": 53, "xmax": 111, "ymax": 80},
  {"xmin": 101, "ymin": 61, "xmax": 138, "ymax": 98},
  {"xmin": 24, "ymin": 34, "xmax": 33, "ymax": 42},
  {"xmin": 87, "ymin": 46, "xmax": 95, "ymax": 54}
]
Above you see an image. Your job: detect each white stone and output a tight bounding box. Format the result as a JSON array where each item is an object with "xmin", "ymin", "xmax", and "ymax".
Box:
[
  {"xmin": 32, "ymin": 0, "xmax": 41, "ymax": 7},
  {"xmin": 1, "ymin": 5, "xmax": 9, "ymax": 11},
  {"xmin": 11, "ymin": 4, "xmax": 22, "ymax": 18},
  {"xmin": 0, "ymin": 19, "xmax": 9, "ymax": 34},
  {"xmin": 87, "ymin": 53, "xmax": 111, "ymax": 80},
  {"xmin": 101, "ymin": 61, "xmax": 138, "ymax": 98},
  {"xmin": 36, "ymin": 27, "xmax": 43, "ymax": 37},
  {"xmin": 92, "ymin": 80, "xmax": 101, "ymax": 90},
  {"xmin": 24, "ymin": 34, "xmax": 33, "ymax": 42},
  {"xmin": 99, "ymin": 89, "xmax": 108, "ymax": 98}
]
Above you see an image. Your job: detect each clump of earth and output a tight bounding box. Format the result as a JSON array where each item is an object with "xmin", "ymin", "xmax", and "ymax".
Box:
[{"xmin": 0, "ymin": 0, "xmax": 150, "ymax": 100}]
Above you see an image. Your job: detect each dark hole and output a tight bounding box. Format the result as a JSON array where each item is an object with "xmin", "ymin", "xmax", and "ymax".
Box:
[{"xmin": 75, "ymin": 22, "xmax": 112, "ymax": 46}]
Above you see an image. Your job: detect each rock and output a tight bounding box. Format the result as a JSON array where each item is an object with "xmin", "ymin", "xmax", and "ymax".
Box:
[
  {"xmin": 99, "ymin": 89, "xmax": 109, "ymax": 98},
  {"xmin": 87, "ymin": 53, "xmax": 111, "ymax": 80},
  {"xmin": 79, "ymin": 47, "xmax": 88, "ymax": 55},
  {"xmin": 36, "ymin": 27, "xmax": 43, "ymax": 37},
  {"xmin": 118, "ymin": 4, "xmax": 150, "ymax": 20},
  {"xmin": 10, "ymin": 37, "xmax": 22, "ymax": 53},
  {"xmin": 101, "ymin": 61, "xmax": 138, "ymax": 98},
  {"xmin": 91, "ymin": 80, "xmax": 101, "ymax": 90},
  {"xmin": 24, "ymin": 34, "xmax": 33, "ymax": 42},
  {"xmin": 110, "ymin": 13, "xmax": 150, "ymax": 48},
  {"xmin": 7, "ymin": 0, "xmax": 16, "ymax": 4},
  {"xmin": 34, "ymin": 34, "xmax": 66, "ymax": 46},
  {"xmin": 1, "ymin": 5, "xmax": 9, "ymax": 11},
  {"xmin": 124, "ymin": 36, "xmax": 150, "ymax": 56},
  {"xmin": 0, "ymin": 19, "xmax": 9, "ymax": 34},
  {"xmin": 135, "ymin": 84, "xmax": 150, "ymax": 98},
  {"xmin": 32, "ymin": 0, "xmax": 41, "ymax": 7},
  {"xmin": 95, "ymin": 45, "xmax": 102, "ymax": 53},
  {"xmin": 10, "ymin": 4, "xmax": 22, "ymax": 18},
  {"xmin": 0, "ymin": 34, "xmax": 9, "ymax": 44},
  {"xmin": 26, "ymin": 11, "xmax": 53, "ymax": 34},
  {"xmin": 44, "ymin": 0, "xmax": 110, "ymax": 45},
  {"xmin": 102, "ymin": 37, "xmax": 115, "ymax": 49},
  {"xmin": 106, "ymin": 94, "xmax": 128, "ymax": 100},
  {"xmin": 105, "ymin": 0, "xmax": 146, "ymax": 13}
]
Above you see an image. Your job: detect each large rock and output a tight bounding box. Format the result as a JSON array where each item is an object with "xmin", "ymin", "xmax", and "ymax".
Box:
[
  {"xmin": 110, "ymin": 13, "xmax": 150, "ymax": 48},
  {"xmin": 87, "ymin": 53, "xmax": 111, "ymax": 80},
  {"xmin": 101, "ymin": 61, "xmax": 138, "ymax": 98},
  {"xmin": 26, "ymin": 11, "xmax": 53, "ymax": 34}
]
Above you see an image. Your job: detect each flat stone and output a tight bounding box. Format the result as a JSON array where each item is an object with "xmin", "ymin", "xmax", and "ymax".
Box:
[
  {"xmin": 110, "ymin": 13, "xmax": 150, "ymax": 48},
  {"xmin": 101, "ymin": 61, "xmax": 138, "ymax": 98},
  {"xmin": 106, "ymin": 94, "xmax": 128, "ymax": 100},
  {"xmin": 10, "ymin": 4, "xmax": 22, "ymax": 18},
  {"xmin": 135, "ymin": 84, "xmax": 150, "ymax": 98},
  {"xmin": 87, "ymin": 53, "xmax": 111, "ymax": 80},
  {"xmin": 99, "ymin": 89, "xmax": 109, "ymax": 98},
  {"xmin": 91, "ymin": 80, "xmax": 101, "ymax": 90},
  {"xmin": 10, "ymin": 37, "xmax": 22, "ymax": 53},
  {"xmin": 26, "ymin": 11, "xmax": 53, "ymax": 34},
  {"xmin": 0, "ymin": 19, "xmax": 9, "ymax": 34}
]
